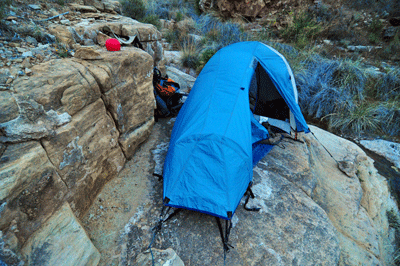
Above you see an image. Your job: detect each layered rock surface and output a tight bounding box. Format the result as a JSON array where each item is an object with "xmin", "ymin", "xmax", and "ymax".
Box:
[{"xmin": 0, "ymin": 45, "xmax": 155, "ymax": 264}]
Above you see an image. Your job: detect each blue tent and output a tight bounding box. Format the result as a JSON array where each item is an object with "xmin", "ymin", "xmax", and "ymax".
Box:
[{"xmin": 163, "ymin": 41, "xmax": 309, "ymax": 220}]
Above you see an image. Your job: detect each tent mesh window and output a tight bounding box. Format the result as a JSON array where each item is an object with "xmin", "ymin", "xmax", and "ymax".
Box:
[{"xmin": 250, "ymin": 63, "xmax": 290, "ymax": 121}]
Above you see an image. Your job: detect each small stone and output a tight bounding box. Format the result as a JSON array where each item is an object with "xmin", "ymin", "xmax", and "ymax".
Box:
[
  {"xmin": 22, "ymin": 51, "xmax": 33, "ymax": 58},
  {"xmin": 22, "ymin": 58, "xmax": 31, "ymax": 68},
  {"xmin": 25, "ymin": 68, "xmax": 32, "ymax": 76},
  {"xmin": 18, "ymin": 70, "xmax": 24, "ymax": 76},
  {"xmin": 60, "ymin": 19, "xmax": 71, "ymax": 25},
  {"xmin": 28, "ymin": 4, "xmax": 41, "ymax": 10},
  {"xmin": 5, "ymin": 16, "xmax": 18, "ymax": 21},
  {"xmin": 74, "ymin": 47, "xmax": 102, "ymax": 60},
  {"xmin": 17, "ymin": 47, "xmax": 27, "ymax": 53},
  {"xmin": 6, "ymin": 78, "xmax": 13, "ymax": 84},
  {"xmin": 48, "ymin": 79, "xmax": 55, "ymax": 85},
  {"xmin": 26, "ymin": 36, "xmax": 38, "ymax": 46}
]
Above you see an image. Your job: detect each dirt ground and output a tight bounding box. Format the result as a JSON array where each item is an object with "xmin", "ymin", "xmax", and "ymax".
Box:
[{"xmin": 81, "ymin": 117, "xmax": 174, "ymax": 266}]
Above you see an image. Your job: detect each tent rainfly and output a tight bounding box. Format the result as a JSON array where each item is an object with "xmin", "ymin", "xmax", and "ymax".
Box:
[{"xmin": 163, "ymin": 41, "xmax": 310, "ymax": 220}]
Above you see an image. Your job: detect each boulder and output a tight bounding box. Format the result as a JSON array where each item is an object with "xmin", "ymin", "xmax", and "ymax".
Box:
[
  {"xmin": 42, "ymin": 98, "xmax": 126, "ymax": 218},
  {"xmin": 49, "ymin": 15, "xmax": 164, "ymax": 68},
  {"xmin": 13, "ymin": 59, "xmax": 101, "ymax": 117},
  {"xmin": 166, "ymin": 66, "xmax": 196, "ymax": 93},
  {"xmin": 0, "ymin": 141, "xmax": 68, "ymax": 250},
  {"xmin": 360, "ymin": 139, "xmax": 400, "ymax": 169},
  {"xmin": 74, "ymin": 46, "xmax": 103, "ymax": 60},
  {"xmin": 305, "ymin": 126, "xmax": 393, "ymax": 264},
  {"xmin": 74, "ymin": 47, "xmax": 155, "ymax": 158},
  {"xmin": 21, "ymin": 203, "xmax": 100, "ymax": 266},
  {"xmin": 0, "ymin": 96, "xmax": 71, "ymax": 143}
]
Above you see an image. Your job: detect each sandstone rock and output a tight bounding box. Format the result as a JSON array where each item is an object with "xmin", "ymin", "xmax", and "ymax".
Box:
[
  {"xmin": 135, "ymin": 248, "xmax": 184, "ymax": 266},
  {"xmin": 360, "ymin": 139, "xmax": 400, "ymax": 169},
  {"xmin": 48, "ymin": 25, "xmax": 75, "ymax": 47},
  {"xmin": 163, "ymin": 51, "xmax": 181, "ymax": 65},
  {"xmin": 49, "ymin": 17, "xmax": 163, "ymax": 67},
  {"xmin": 42, "ymin": 99, "xmax": 126, "ymax": 217},
  {"xmin": 0, "ymin": 91, "xmax": 18, "ymax": 124},
  {"xmin": 166, "ymin": 65, "xmax": 196, "ymax": 93},
  {"xmin": 0, "ymin": 141, "xmax": 68, "ymax": 244},
  {"xmin": 84, "ymin": 0, "xmax": 104, "ymax": 11},
  {"xmin": 96, "ymin": 31, "xmax": 111, "ymax": 46},
  {"xmin": 76, "ymin": 47, "xmax": 154, "ymax": 136},
  {"xmin": 305, "ymin": 126, "xmax": 393, "ymax": 264},
  {"xmin": 21, "ymin": 203, "xmax": 100, "ymax": 266},
  {"xmin": 119, "ymin": 117, "xmax": 154, "ymax": 159},
  {"xmin": 74, "ymin": 46, "xmax": 102, "ymax": 60},
  {"xmin": 0, "ymin": 96, "xmax": 71, "ymax": 143},
  {"xmin": 69, "ymin": 3, "xmax": 99, "ymax": 13},
  {"xmin": 103, "ymin": 0, "xmax": 121, "ymax": 13},
  {"xmin": 0, "ymin": 231, "xmax": 24, "ymax": 266},
  {"xmin": 13, "ymin": 59, "xmax": 101, "ymax": 117}
]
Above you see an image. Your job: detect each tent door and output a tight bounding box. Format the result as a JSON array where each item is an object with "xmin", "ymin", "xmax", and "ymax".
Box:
[{"xmin": 249, "ymin": 63, "xmax": 291, "ymax": 133}]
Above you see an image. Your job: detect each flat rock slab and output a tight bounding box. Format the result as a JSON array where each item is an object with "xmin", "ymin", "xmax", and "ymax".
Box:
[
  {"xmin": 360, "ymin": 139, "xmax": 400, "ymax": 169},
  {"xmin": 21, "ymin": 203, "xmax": 100, "ymax": 266}
]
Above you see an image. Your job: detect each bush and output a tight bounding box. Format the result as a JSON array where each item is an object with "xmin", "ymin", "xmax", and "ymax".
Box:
[
  {"xmin": 327, "ymin": 103, "xmax": 382, "ymax": 135},
  {"xmin": 377, "ymin": 104, "xmax": 400, "ymax": 136},
  {"xmin": 0, "ymin": 0, "xmax": 11, "ymax": 20},
  {"xmin": 196, "ymin": 14, "xmax": 248, "ymax": 51},
  {"xmin": 375, "ymin": 68, "xmax": 400, "ymax": 101},
  {"xmin": 142, "ymin": 14, "xmax": 161, "ymax": 28},
  {"xmin": 196, "ymin": 48, "xmax": 217, "ymax": 73},
  {"xmin": 330, "ymin": 59, "xmax": 366, "ymax": 101},
  {"xmin": 281, "ymin": 11, "xmax": 321, "ymax": 48},
  {"xmin": 121, "ymin": 0, "xmax": 146, "ymax": 20},
  {"xmin": 296, "ymin": 57, "xmax": 355, "ymax": 118},
  {"xmin": 180, "ymin": 39, "xmax": 200, "ymax": 69},
  {"xmin": 368, "ymin": 17, "xmax": 384, "ymax": 44}
]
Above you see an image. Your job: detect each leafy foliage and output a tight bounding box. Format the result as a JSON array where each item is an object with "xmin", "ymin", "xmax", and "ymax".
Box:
[
  {"xmin": 281, "ymin": 11, "xmax": 321, "ymax": 48},
  {"xmin": 368, "ymin": 17, "xmax": 384, "ymax": 44},
  {"xmin": 120, "ymin": 0, "xmax": 146, "ymax": 20}
]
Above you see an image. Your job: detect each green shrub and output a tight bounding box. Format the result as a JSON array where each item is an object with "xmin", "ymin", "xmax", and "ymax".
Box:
[
  {"xmin": 0, "ymin": 0, "xmax": 11, "ymax": 20},
  {"xmin": 180, "ymin": 39, "xmax": 200, "ymax": 69},
  {"xmin": 164, "ymin": 28, "xmax": 186, "ymax": 49},
  {"xmin": 175, "ymin": 11, "xmax": 183, "ymax": 22},
  {"xmin": 120, "ymin": 0, "xmax": 146, "ymax": 20},
  {"xmin": 327, "ymin": 102, "xmax": 382, "ymax": 135},
  {"xmin": 368, "ymin": 18, "xmax": 383, "ymax": 44},
  {"xmin": 142, "ymin": 14, "xmax": 161, "ymax": 28},
  {"xmin": 281, "ymin": 11, "xmax": 321, "ymax": 48},
  {"xmin": 196, "ymin": 48, "xmax": 217, "ymax": 73}
]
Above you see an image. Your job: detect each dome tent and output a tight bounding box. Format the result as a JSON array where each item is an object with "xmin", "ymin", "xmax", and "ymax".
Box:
[{"xmin": 163, "ymin": 41, "xmax": 310, "ymax": 221}]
